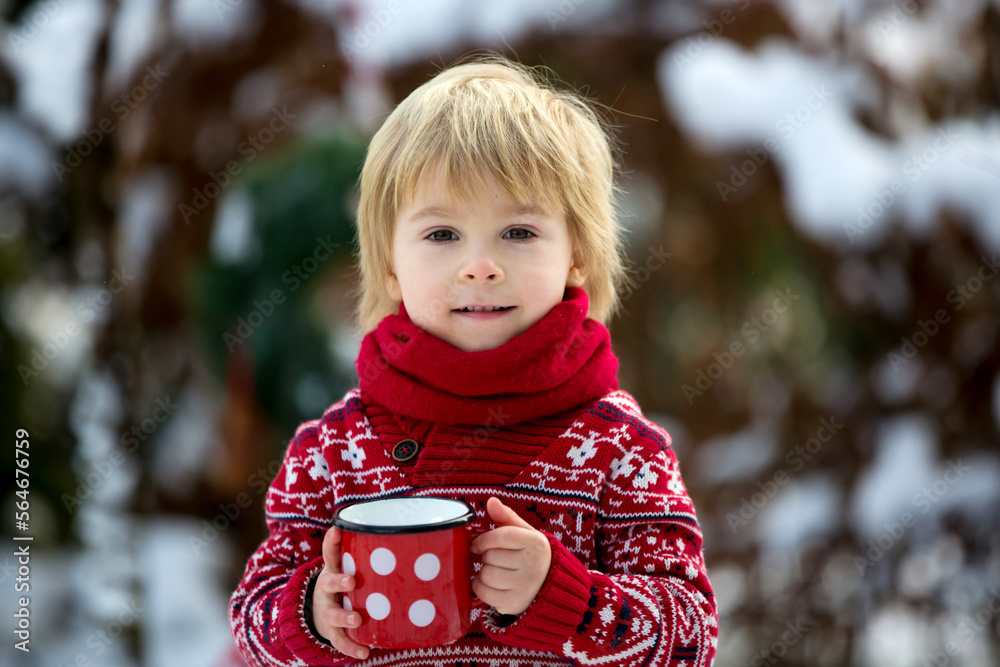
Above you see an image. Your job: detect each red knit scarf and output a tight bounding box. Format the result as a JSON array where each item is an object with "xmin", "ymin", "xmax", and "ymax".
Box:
[{"xmin": 356, "ymin": 287, "xmax": 619, "ymax": 425}]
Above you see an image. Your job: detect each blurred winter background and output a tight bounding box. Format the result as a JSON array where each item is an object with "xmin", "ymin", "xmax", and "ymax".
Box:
[{"xmin": 1, "ymin": 0, "xmax": 999, "ymax": 665}]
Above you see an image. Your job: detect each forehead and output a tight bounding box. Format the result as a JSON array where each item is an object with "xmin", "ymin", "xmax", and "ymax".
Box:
[
  {"xmin": 404, "ymin": 202, "xmax": 552, "ymax": 227},
  {"xmin": 401, "ymin": 163, "xmax": 561, "ymax": 218}
]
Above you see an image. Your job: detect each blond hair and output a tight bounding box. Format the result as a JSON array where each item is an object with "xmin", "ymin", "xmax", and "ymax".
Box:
[{"xmin": 351, "ymin": 53, "xmax": 630, "ymax": 335}]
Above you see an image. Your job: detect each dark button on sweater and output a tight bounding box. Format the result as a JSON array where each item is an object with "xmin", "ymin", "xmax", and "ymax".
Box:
[{"xmin": 391, "ymin": 438, "xmax": 420, "ymax": 463}]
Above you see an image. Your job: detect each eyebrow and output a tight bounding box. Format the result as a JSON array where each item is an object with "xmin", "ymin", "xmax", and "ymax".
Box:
[{"xmin": 407, "ymin": 202, "xmax": 549, "ymax": 224}]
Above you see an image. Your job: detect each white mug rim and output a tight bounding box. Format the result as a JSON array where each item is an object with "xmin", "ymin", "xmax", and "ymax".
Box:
[{"xmin": 333, "ymin": 496, "xmax": 475, "ymax": 535}]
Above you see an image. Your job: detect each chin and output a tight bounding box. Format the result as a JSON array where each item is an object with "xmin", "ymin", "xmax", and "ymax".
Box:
[
  {"xmin": 455, "ymin": 340, "xmax": 500, "ymax": 353},
  {"xmin": 452, "ymin": 334, "xmax": 510, "ymax": 353}
]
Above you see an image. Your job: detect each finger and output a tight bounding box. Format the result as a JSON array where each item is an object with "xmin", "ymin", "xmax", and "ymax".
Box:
[
  {"xmin": 322, "ymin": 526, "xmax": 342, "ymax": 572},
  {"xmin": 472, "ymin": 577, "xmax": 519, "ymax": 614},
  {"xmin": 316, "ymin": 570, "xmax": 355, "ymax": 598},
  {"xmin": 328, "ymin": 627, "xmax": 371, "ymax": 661},
  {"xmin": 471, "ymin": 526, "xmax": 533, "ymax": 554},
  {"xmin": 478, "ymin": 564, "xmax": 517, "ymax": 591},
  {"xmin": 481, "ymin": 548, "xmax": 521, "ymax": 571},
  {"xmin": 313, "ymin": 587, "xmax": 370, "ymax": 660},
  {"xmin": 322, "ymin": 602, "xmax": 363, "ymax": 629}
]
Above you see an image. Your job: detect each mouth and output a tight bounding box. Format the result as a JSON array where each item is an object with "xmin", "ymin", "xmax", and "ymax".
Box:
[
  {"xmin": 452, "ymin": 305, "xmax": 516, "ymax": 319},
  {"xmin": 453, "ymin": 306, "xmax": 515, "ymax": 312}
]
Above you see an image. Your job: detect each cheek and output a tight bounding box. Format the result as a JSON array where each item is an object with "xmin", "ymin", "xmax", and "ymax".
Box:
[
  {"xmin": 517, "ymin": 254, "xmax": 570, "ymax": 285},
  {"xmin": 394, "ymin": 247, "xmax": 430, "ymax": 281}
]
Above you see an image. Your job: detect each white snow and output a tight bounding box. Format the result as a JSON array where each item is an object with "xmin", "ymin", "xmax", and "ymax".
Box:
[
  {"xmin": 2, "ymin": 0, "xmax": 106, "ymax": 142},
  {"xmin": 708, "ymin": 562, "xmax": 746, "ymax": 617},
  {"xmin": 0, "ymin": 280, "xmax": 96, "ymax": 389},
  {"xmin": 139, "ymin": 517, "xmax": 235, "ymax": 667},
  {"xmin": 855, "ymin": 602, "xmax": 934, "ymax": 667},
  {"xmin": 319, "ymin": 0, "xmax": 619, "ymax": 68},
  {"xmin": 872, "ymin": 353, "xmax": 923, "ymax": 405},
  {"xmin": 149, "ymin": 383, "xmax": 221, "ymax": 498},
  {"xmin": 657, "ymin": 37, "xmax": 1000, "ymax": 251},
  {"xmin": 0, "ymin": 548, "xmax": 137, "ymax": 667},
  {"xmin": 851, "ymin": 414, "xmax": 1000, "ymax": 542},
  {"xmin": 694, "ymin": 422, "xmax": 777, "ymax": 485},
  {"xmin": 105, "ymin": 0, "xmax": 163, "ymax": 93},
  {"xmin": 660, "ymin": 38, "xmax": 878, "ymax": 150},
  {"xmin": 210, "ymin": 190, "xmax": 258, "ymax": 264},
  {"xmin": 857, "ymin": 0, "xmax": 988, "ymax": 87},
  {"xmin": 850, "ymin": 414, "xmax": 938, "ymax": 540},
  {"xmin": 931, "ymin": 454, "xmax": 1000, "ymax": 520},
  {"xmin": 171, "ymin": 0, "xmax": 260, "ymax": 48},
  {"xmin": 117, "ymin": 168, "xmax": 177, "ymax": 287},
  {"xmin": 66, "ymin": 370, "xmax": 140, "ymax": 667},
  {"xmin": 897, "ymin": 533, "xmax": 964, "ymax": 599},
  {"xmin": 0, "ymin": 113, "xmax": 54, "ymax": 199},
  {"xmin": 757, "ymin": 474, "xmax": 841, "ymax": 555},
  {"xmin": 231, "ymin": 68, "xmax": 286, "ymax": 122}
]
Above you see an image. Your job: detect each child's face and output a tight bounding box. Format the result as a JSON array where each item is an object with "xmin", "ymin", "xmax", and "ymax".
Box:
[{"xmin": 387, "ymin": 165, "xmax": 586, "ymax": 352}]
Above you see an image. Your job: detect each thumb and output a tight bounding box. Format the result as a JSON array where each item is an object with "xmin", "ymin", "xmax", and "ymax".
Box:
[{"xmin": 487, "ymin": 497, "xmax": 533, "ymax": 530}]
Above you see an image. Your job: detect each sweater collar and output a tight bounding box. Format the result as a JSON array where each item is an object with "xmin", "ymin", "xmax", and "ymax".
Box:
[{"xmin": 356, "ymin": 287, "xmax": 619, "ymax": 425}]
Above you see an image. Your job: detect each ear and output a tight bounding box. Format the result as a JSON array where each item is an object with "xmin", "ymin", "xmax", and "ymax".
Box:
[
  {"xmin": 386, "ymin": 271, "xmax": 402, "ymax": 302},
  {"xmin": 567, "ymin": 249, "xmax": 587, "ymax": 288}
]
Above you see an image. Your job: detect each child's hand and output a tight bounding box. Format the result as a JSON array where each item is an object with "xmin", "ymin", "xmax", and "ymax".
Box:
[
  {"xmin": 312, "ymin": 526, "xmax": 371, "ymax": 660},
  {"xmin": 470, "ymin": 497, "xmax": 552, "ymax": 617}
]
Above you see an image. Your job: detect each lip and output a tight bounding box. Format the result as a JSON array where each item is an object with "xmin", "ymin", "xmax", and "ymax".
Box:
[{"xmin": 452, "ymin": 306, "xmax": 516, "ymax": 320}]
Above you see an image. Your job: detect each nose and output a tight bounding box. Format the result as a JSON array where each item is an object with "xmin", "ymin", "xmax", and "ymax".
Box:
[{"xmin": 460, "ymin": 246, "xmax": 504, "ymax": 282}]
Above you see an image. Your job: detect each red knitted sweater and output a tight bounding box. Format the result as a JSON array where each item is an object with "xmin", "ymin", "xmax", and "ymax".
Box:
[{"xmin": 229, "ymin": 288, "xmax": 718, "ymax": 666}]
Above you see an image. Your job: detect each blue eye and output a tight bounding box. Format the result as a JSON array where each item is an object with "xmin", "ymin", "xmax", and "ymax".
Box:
[{"xmin": 504, "ymin": 228, "xmax": 534, "ymax": 241}]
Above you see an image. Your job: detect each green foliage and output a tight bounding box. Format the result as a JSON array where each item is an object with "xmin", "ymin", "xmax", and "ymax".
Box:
[{"xmin": 194, "ymin": 131, "xmax": 368, "ymax": 431}]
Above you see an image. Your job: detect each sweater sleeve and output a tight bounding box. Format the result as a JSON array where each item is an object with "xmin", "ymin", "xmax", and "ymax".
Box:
[
  {"xmin": 481, "ymin": 424, "xmax": 719, "ymax": 666},
  {"xmin": 229, "ymin": 421, "xmax": 356, "ymax": 666}
]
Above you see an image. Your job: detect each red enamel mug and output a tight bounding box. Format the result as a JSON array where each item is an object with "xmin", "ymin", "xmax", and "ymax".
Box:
[{"xmin": 332, "ymin": 497, "xmax": 476, "ymax": 649}]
